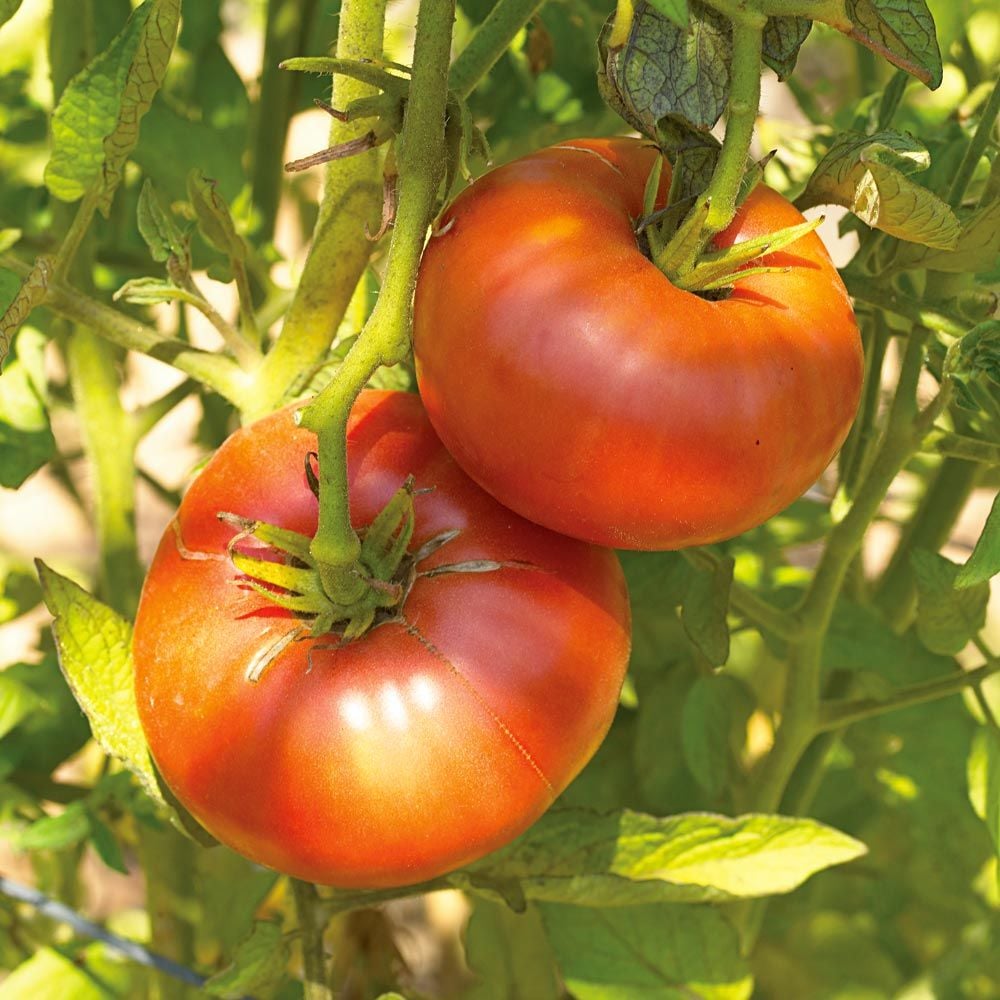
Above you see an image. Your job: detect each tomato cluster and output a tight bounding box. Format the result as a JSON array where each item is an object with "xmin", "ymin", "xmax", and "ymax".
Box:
[{"xmin": 134, "ymin": 138, "xmax": 861, "ymax": 888}]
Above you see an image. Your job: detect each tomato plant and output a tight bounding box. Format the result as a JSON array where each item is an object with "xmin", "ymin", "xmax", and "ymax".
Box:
[
  {"xmin": 0, "ymin": 0, "xmax": 997, "ymax": 997},
  {"xmin": 133, "ymin": 390, "xmax": 631, "ymax": 888},
  {"xmin": 414, "ymin": 136, "xmax": 865, "ymax": 548}
]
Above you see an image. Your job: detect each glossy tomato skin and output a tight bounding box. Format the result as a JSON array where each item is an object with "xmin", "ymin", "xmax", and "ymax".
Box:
[
  {"xmin": 133, "ymin": 390, "xmax": 630, "ymax": 888},
  {"xmin": 413, "ymin": 137, "xmax": 864, "ymax": 549}
]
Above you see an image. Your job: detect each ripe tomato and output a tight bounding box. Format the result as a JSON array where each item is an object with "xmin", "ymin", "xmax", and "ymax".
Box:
[
  {"xmin": 133, "ymin": 390, "xmax": 630, "ymax": 888},
  {"xmin": 413, "ymin": 137, "xmax": 864, "ymax": 549}
]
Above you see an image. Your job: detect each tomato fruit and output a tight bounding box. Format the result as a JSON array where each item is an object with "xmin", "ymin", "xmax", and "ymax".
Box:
[
  {"xmin": 413, "ymin": 137, "xmax": 864, "ymax": 549},
  {"xmin": 133, "ymin": 390, "xmax": 630, "ymax": 888}
]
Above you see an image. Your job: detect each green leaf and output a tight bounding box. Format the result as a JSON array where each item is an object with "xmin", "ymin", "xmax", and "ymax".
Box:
[
  {"xmin": 0, "ymin": 558, "xmax": 42, "ymax": 624},
  {"xmin": 0, "ymin": 946, "xmax": 124, "ymax": 1000},
  {"xmin": 462, "ymin": 808, "xmax": 866, "ymax": 905},
  {"xmin": 967, "ymin": 727, "xmax": 1000, "ymax": 871},
  {"xmin": 953, "ymin": 319, "xmax": 1000, "ymax": 387},
  {"xmin": 681, "ymin": 674, "xmax": 753, "ymax": 797},
  {"xmin": 0, "ymin": 0, "xmax": 24, "ymax": 31},
  {"xmin": 17, "ymin": 800, "xmax": 91, "ymax": 852},
  {"xmin": 36, "ymin": 562, "xmax": 164, "ymax": 803},
  {"xmin": 87, "ymin": 812, "xmax": 129, "ymax": 874},
  {"xmin": 598, "ymin": 0, "xmax": 731, "ymax": 143},
  {"xmin": 0, "ymin": 329, "xmax": 55, "ymax": 489},
  {"xmin": 136, "ymin": 179, "xmax": 188, "ymax": 264},
  {"xmin": 843, "ymin": 0, "xmax": 943, "ymax": 89},
  {"xmin": 187, "ymin": 169, "xmax": 247, "ymax": 262},
  {"xmin": 911, "ymin": 550, "xmax": 990, "ymax": 655},
  {"xmin": 0, "ymin": 672, "xmax": 45, "ymax": 741},
  {"xmin": 956, "ymin": 492, "xmax": 1000, "ymax": 588},
  {"xmin": 464, "ymin": 899, "xmax": 560, "ymax": 1000},
  {"xmin": 762, "ymin": 16, "xmax": 812, "ymax": 80},
  {"xmin": 0, "ymin": 257, "xmax": 51, "ymax": 373},
  {"xmin": 203, "ymin": 921, "xmax": 290, "ymax": 999},
  {"xmin": 681, "ymin": 555, "xmax": 733, "ymax": 666},
  {"xmin": 797, "ymin": 130, "xmax": 960, "ymax": 247},
  {"xmin": 891, "ymin": 199, "xmax": 1000, "ymax": 273},
  {"xmin": 539, "ymin": 902, "xmax": 753, "ymax": 1000},
  {"xmin": 44, "ymin": 0, "xmax": 180, "ymax": 209},
  {"xmin": 0, "ymin": 229, "xmax": 20, "ymax": 254}
]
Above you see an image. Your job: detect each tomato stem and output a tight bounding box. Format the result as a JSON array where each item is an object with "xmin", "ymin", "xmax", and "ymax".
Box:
[
  {"xmin": 653, "ymin": 18, "xmax": 763, "ymax": 281},
  {"xmin": 298, "ymin": 0, "xmax": 456, "ymax": 605},
  {"xmin": 245, "ymin": 0, "xmax": 389, "ymax": 421},
  {"xmin": 292, "ymin": 880, "xmax": 333, "ymax": 1000}
]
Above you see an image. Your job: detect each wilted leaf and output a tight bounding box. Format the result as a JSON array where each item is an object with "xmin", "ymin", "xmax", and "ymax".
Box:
[
  {"xmin": 0, "ymin": 258, "xmax": 51, "ymax": 372},
  {"xmin": 843, "ymin": 0, "xmax": 943, "ymax": 89},
  {"xmin": 762, "ymin": 16, "xmax": 811, "ymax": 80},
  {"xmin": 599, "ymin": 0, "xmax": 731, "ymax": 142},
  {"xmin": 911, "ymin": 550, "xmax": 989, "ymax": 655},
  {"xmin": 540, "ymin": 902, "xmax": 752, "ymax": 1000},
  {"xmin": 204, "ymin": 921, "xmax": 289, "ymax": 999},
  {"xmin": 137, "ymin": 179, "xmax": 188, "ymax": 264},
  {"xmin": 956, "ymin": 493, "xmax": 1000, "ymax": 589},
  {"xmin": 187, "ymin": 169, "xmax": 247, "ymax": 262},
  {"xmin": 797, "ymin": 130, "xmax": 960, "ymax": 247},
  {"xmin": 682, "ymin": 556, "xmax": 733, "ymax": 666},
  {"xmin": 462, "ymin": 808, "xmax": 866, "ymax": 905},
  {"xmin": 45, "ymin": 0, "xmax": 180, "ymax": 210}
]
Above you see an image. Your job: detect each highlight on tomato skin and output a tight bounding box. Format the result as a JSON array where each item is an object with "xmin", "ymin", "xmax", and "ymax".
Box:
[
  {"xmin": 132, "ymin": 390, "xmax": 632, "ymax": 889},
  {"xmin": 413, "ymin": 137, "xmax": 865, "ymax": 551}
]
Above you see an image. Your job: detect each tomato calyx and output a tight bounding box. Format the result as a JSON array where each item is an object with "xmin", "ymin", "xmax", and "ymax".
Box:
[{"xmin": 219, "ymin": 477, "xmax": 420, "ymax": 676}]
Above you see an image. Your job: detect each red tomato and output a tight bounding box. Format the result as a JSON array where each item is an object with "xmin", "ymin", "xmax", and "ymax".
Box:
[
  {"xmin": 413, "ymin": 137, "xmax": 864, "ymax": 549},
  {"xmin": 133, "ymin": 390, "xmax": 630, "ymax": 888}
]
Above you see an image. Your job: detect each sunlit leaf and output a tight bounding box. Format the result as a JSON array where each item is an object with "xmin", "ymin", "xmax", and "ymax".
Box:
[
  {"xmin": 797, "ymin": 130, "xmax": 960, "ymax": 247},
  {"xmin": 842, "ymin": 0, "xmax": 943, "ymax": 89},
  {"xmin": 461, "ymin": 808, "xmax": 866, "ymax": 905}
]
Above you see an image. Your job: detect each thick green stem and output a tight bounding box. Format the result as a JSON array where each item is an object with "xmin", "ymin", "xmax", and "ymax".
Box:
[
  {"xmin": 65, "ymin": 331, "xmax": 143, "ymax": 618},
  {"xmin": 246, "ymin": 0, "xmax": 388, "ymax": 420},
  {"xmin": 655, "ymin": 16, "xmax": 763, "ymax": 276},
  {"xmin": 298, "ymin": 0, "xmax": 455, "ymax": 601},
  {"xmin": 448, "ymin": 0, "xmax": 545, "ymax": 100},
  {"xmin": 874, "ymin": 457, "xmax": 982, "ymax": 629},
  {"xmin": 818, "ymin": 658, "xmax": 1000, "ymax": 730},
  {"xmin": 251, "ymin": 0, "xmax": 322, "ymax": 242},
  {"xmin": 845, "ymin": 275, "xmax": 968, "ymax": 336},
  {"xmin": 292, "ymin": 880, "xmax": 332, "ymax": 1000},
  {"xmin": 947, "ymin": 74, "xmax": 1000, "ymax": 208},
  {"xmin": 921, "ymin": 430, "xmax": 1000, "ymax": 465},
  {"xmin": 0, "ymin": 253, "xmax": 248, "ymax": 404}
]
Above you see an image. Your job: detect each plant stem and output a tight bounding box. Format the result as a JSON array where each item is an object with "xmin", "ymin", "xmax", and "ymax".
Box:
[
  {"xmin": 818, "ymin": 658, "xmax": 1000, "ymax": 730},
  {"xmin": 839, "ymin": 312, "xmax": 889, "ymax": 496},
  {"xmin": 921, "ymin": 431, "xmax": 1000, "ymax": 465},
  {"xmin": 654, "ymin": 17, "xmax": 763, "ymax": 275},
  {"xmin": 292, "ymin": 880, "xmax": 332, "ymax": 1000},
  {"xmin": 65, "ymin": 330, "xmax": 143, "ymax": 618},
  {"xmin": 251, "ymin": 0, "xmax": 322, "ymax": 243},
  {"xmin": 947, "ymin": 74, "xmax": 1000, "ymax": 208},
  {"xmin": 298, "ymin": 0, "xmax": 456, "ymax": 599},
  {"xmin": 845, "ymin": 275, "xmax": 968, "ymax": 336},
  {"xmin": 449, "ymin": 0, "xmax": 545, "ymax": 100},
  {"xmin": 0, "ymin": 253, "xmax": 248, "ymax": 404},
  {"xmin": 246, "ymin": 0, "xmax": 389, "ymax": 420},
  {"xmin": 874, "ymin": 456, "xmax": 982, "ymax": 629}
]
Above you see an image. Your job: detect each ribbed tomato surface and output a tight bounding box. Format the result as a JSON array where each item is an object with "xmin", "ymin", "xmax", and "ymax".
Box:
[
  {"xmin": 413, "ymin": 137, "xmax": 863, "ymax": 549},
  {"xmin": 133, "ymin": 390, "xmax": 631, "ymax": 887}
]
